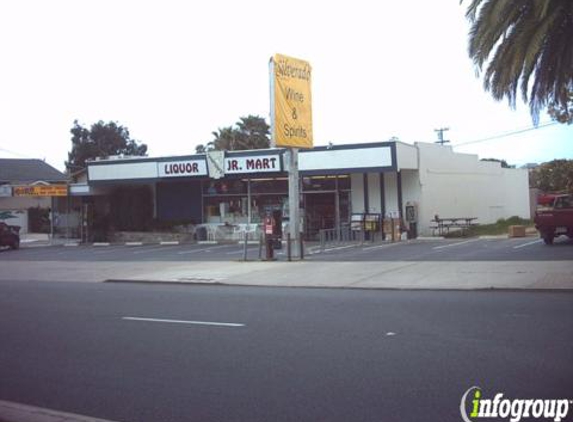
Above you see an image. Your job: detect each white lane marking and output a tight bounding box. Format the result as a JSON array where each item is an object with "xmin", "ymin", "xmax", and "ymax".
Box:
[
  {"xmin": 513, "ymin": 239, "xmax": 543, "ymax": 249},
  {"xmin": 178, "ymin": 245, "xmax": 233, "ymax": 255},
  {"xmin": 386, "ymin": 332, "xmax": 397, "ymax": 336},
  {"xmin": 122, "ymin": 317, "xmax": 245, "ymax": 327},
  {"xmin": 91, "ymin": 246, "xmax": 137, "ymax": 255},
  {"xmin": 321, "ymin": 244, "xmax": 356, "ymax": 253},
  {"xmin": 57, "ymin": 245, "xmax": 123, "ymax": 255},
  {"xmin": 432, "ymin": 239, "xmax": 480, "ymax": 250},
  {"xmin": 226, "ymin": 248, "xmax": 255, "ymax": 255},
  {"xmin": 362, "ymin": 242, "xmax": 400, "ymax": 251},
  {"xmin": 132, "ymin": 245, "xmax": 181, "ymax": 255}
]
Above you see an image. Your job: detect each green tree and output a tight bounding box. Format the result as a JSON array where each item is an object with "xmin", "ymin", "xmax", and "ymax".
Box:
[
  {"xmin": 529, "ymin": 159, "xmax": 573, "ymax": 193},
  {"xmin": 195, "ymin": 115, "xmax": 270, "ymax": 153},
  {"xmin": 66, "ymin": 120, "xmax": 148, "ymax": 171},
  {"xmin": 464, "ymin": 0, "xmax": 573, "ymax": 124}
]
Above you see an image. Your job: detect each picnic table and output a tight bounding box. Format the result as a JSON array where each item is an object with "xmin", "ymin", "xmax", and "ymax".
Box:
[{"xmin": 431, "ymin": 217, "xmax": 478, "ymax": 236}]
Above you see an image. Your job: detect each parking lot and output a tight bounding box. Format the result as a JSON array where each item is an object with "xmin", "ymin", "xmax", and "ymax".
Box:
[{"xmin": 1, "ymin": 235, "xmax": 572, "ymax": 262}]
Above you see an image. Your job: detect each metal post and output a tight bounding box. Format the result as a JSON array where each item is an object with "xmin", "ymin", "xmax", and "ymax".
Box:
[
  {"xmin": 299, "ymin": 234, "xmax": 304, "ymax": 260},
  {"xmin": 287, "ymin": 232, "xmax": 291, "ymax": 261},
  {"xmin": 247, "ymin": 178, "xmax": 252, "ymax": 225},
  {"xmin": 50, "ymin": 196, "xmax": 54, "ymax": 245},
  {"xmin": 66, "ymin": 188, "xmax": 70, "ymax": 241},
  {"xmin": 243, "ymin": 229, "xmax": 248, "ymax": 261},
  {"xmin": 288, "ymin": 149, "xmax": 300, "ymax": 257}
]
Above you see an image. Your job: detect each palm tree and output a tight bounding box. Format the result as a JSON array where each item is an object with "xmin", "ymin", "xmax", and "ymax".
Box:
[
  {"xmin": 464, "ymin": 0, "xmax": 573, "ymax": 123},
  {"xmin": 207, "ymin": 116, "xmax": 271, "ymax": 151}
]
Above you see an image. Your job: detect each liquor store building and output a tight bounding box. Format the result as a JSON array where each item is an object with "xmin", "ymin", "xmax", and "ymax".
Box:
[{"xmin": 84, "ymin": 141, "xmax": 530, "ymax": 239}]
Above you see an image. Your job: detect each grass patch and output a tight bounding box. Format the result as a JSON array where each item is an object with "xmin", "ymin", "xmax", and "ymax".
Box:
[{"xmin": 444, "ymin": 216, "xmax": 533, "ymax": 238}]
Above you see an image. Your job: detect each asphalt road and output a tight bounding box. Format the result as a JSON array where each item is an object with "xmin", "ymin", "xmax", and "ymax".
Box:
[
  {"xmin": 0, "ymin": 281, "xmax": 571, "ymax": 422},
  {"xmin": 1, "ymin": 236, "xmax": 572, "ymax": 262}
]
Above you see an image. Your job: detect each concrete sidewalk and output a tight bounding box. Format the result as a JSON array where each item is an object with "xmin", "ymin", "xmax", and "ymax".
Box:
[{"xmin": 1, "ymin": 259, "xmax": 572, "ymax": 290}]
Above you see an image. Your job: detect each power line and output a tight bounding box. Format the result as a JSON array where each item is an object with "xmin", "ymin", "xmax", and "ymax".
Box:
[
  {"xmin": 0, "ymin": 146, "xmax": 33, "ymax": 158},
  {"xmin": 455, "ymin": 122, "xmax": 559, "ymax": 147}
]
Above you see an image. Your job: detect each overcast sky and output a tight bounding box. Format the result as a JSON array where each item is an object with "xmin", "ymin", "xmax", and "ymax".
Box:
[{"xmin": 0, "ymin": 0, "xmax": 571, "ymax": 171}]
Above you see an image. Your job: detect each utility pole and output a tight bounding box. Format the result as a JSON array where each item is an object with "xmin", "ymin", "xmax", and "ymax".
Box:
[{"xmin": 434, "ymin": 127, "xmax": 450, "ymax": 146}]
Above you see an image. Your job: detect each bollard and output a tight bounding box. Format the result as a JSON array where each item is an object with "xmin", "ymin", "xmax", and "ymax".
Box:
[
  {"xmin": 243, "ymin": 230, "xmax": 248, "ymax": 261},
  {"xmin": 300, "ymin": 234, "xmax": 304, "ymax": 260},
  {"xmin": 287, "ymin": 233, "xmax": 292, "ymax": 261}
]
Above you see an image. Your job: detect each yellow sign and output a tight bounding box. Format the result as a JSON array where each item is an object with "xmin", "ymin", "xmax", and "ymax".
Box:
[
  {"xmin": 271, "ymin": 54, "xmax": 313, "ymax": 148},
  {"xmin": 13, "ymin": 185, "xmax": 68, "ymax": 197}
]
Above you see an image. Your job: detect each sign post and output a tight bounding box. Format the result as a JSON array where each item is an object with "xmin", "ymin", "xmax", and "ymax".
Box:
[
  {"xmin": 287, "ymin": 148, "xmax": 299, "ymax": 256},
  {"xmin": 270, "ymin": 54, "xmax": 313, "ymax": 259}
]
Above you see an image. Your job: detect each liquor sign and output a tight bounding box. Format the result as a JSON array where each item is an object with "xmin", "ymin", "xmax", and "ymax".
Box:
[
  {"xmin": 13, "ymin": 185, "xmax": 68, "ymax": 197},
  {"xmin": 270, "ymin": 54, "xmax": 313, "ymax": 149},
  {"xmin": 158, "ymin": 159, "xmax": 208, "ymax": 178}
]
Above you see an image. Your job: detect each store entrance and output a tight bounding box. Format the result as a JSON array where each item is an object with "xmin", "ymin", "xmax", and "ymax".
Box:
[{"xmin": 304, "ymin": 192, "xmax": 339, "ymax": 240}]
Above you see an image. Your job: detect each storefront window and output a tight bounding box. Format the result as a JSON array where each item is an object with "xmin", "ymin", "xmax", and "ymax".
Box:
[
  {"xmin": 202, "ymin": 176, "xmax": 349, "ymax": 225},
  {"xmin": 203, "ymin": 180, "xmax": 246, "ymax": 195},
  {"xmin": 250, "ymin": 178, "xmax": 288, "ymax": 194}
]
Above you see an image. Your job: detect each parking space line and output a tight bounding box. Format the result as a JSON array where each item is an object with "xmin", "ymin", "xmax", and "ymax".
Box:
[
  {"xmin": 132, "ymin": 245, "xmax": 182, "ymax": 255},
  {"xmin": 122, "ymin": 316, "xmax": 245, "ymax": 327},
  {"xmin": 90, "ymin": 246, "xmax": 134, "ymax": 255},
  {"xmin": 226, "ymin": 247, "xmax": 257, "ymax": 255},
  {"xmin": 513, "ymin": 239, "xmax": 542, "ymax": 249},
  {"xmin": 362, "ymin": 242, "xmax": 401, "ymax": 251},
  {"xmin": 177, "ymin": 245, "xmax": 234, "ymax": 255},
  {"xmin": 432, "ymin": 239, "xmax": 480, "ymax": 250}
]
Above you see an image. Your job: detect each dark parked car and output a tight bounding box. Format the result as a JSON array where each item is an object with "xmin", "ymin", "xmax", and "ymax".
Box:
[{"xmin": 0, "ymin": 222, "xmax": 20, "ymax": 250}]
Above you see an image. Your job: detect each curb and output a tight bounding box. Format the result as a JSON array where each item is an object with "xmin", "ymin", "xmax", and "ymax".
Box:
[
  {"xmin": 101, "ymin": 279, "xmax": 573, "ymax": 291},
  {"xmin": 0, "ymin": 399, "xmax": 125, "ymax": 422}
]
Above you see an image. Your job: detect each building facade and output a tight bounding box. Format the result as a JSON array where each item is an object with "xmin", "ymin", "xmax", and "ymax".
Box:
[{"xmin": 83, "ymin": 141, "xmax": 530, "ymax": 239}]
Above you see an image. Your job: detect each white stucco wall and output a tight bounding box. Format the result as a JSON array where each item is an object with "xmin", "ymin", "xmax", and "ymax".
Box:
[
  {"xmin": 367, "ymin": 173, "xmax": 382, "ymax": 213},
  {"xmin": 396, "ymin": 142, "xmax": 418, "ymax": 170},
  {"xmin": 415, "ymin": 143, "xmax": 530, "ymax": 235},
  {"xmin": 351, "ymin": 173, "xmax": 365, "ymax": 213},
  {"xmin": 384, "ymin": 172, "xmax": 399, "ymax": 217}
]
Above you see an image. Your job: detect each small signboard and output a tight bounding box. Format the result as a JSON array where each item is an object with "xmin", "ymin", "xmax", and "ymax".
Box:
[
  {"xmin": 364, "ymin": 214, "xmax": 381, "ymax": 231},
  {"xmin": 13, "ymin": 185, "xmax": 68, "ymax": 197},
  {"xmin": 264, "ymin": 216, "xmax": 274, "ymax": 235},
  {"xmin": 351, "ymin": 213, "xmax": 364, "ymax": 231},
  {"xmin": 0, "ymin": 185, "xmax": 12, "ymax": 197}
]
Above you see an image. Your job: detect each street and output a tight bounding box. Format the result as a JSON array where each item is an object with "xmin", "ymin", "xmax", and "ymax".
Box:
[{"xmin": 0, "ymin": 281, "xmax": 571, "ymax": 422}]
